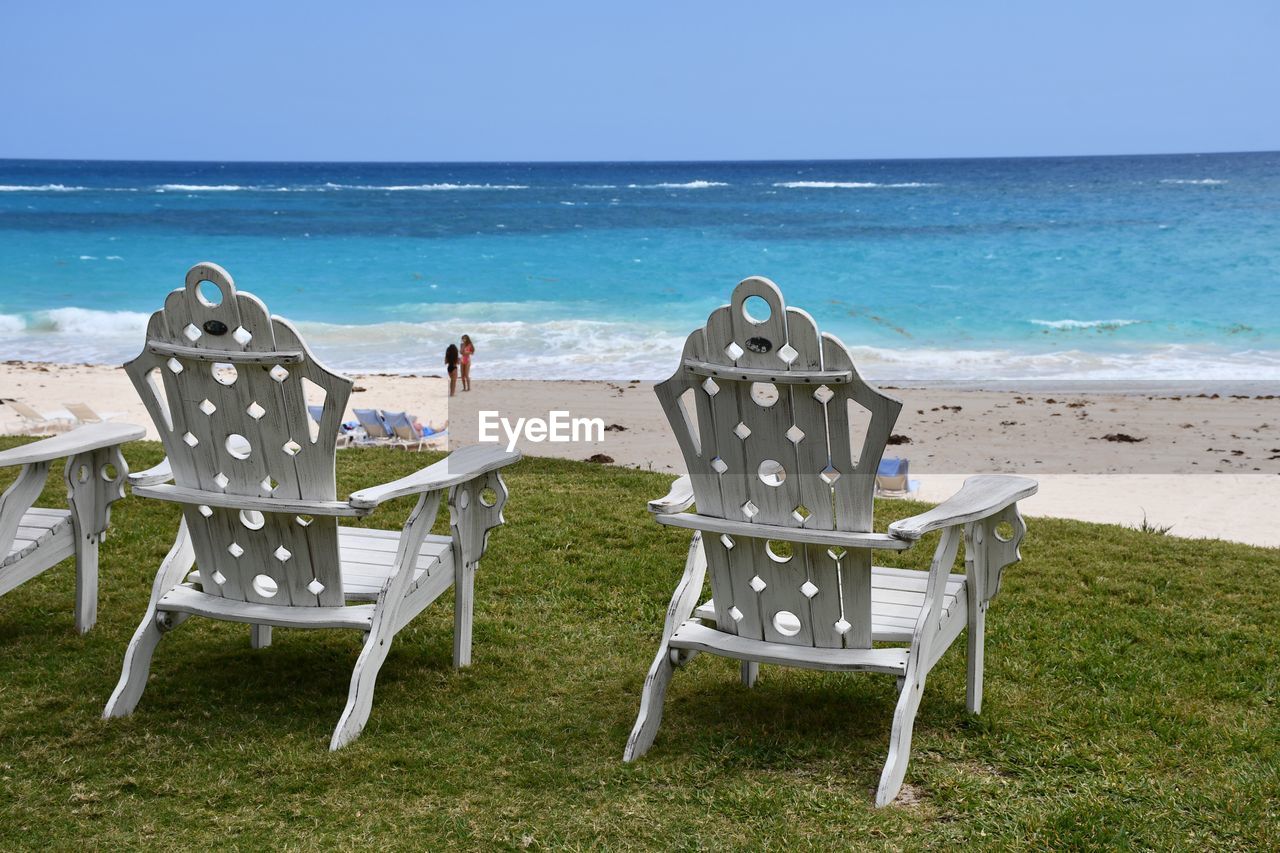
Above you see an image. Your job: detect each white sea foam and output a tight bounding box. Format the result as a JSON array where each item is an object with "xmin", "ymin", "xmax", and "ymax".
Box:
[
  {"xmin": 1030, "ymin": 318, "xmax": 1143, "ymax": 330},
  {"xmin": 626, "ymin": 181, "xmax": 729, "ymax": 189},
  {"xmin": 2, "ymin": 304, "xmax": 1276, "ymax": 381},
  {"xmin": 575, "ymin": 184, "xmax": 617, "ymax": 189},
  {"xmin": 0, "ymin": 184, "xmax": 86, "ymax": 192},
  {"xmin": 1159, "ymin": 178, "xmax": 1227, "ymax": 186},
  {"xmin": 156, "ymin": 184, "xmax": 249, "ymax": 191},
  {"xmin": 321, "ymin": 182, "xmax": 528, "ymax": 191},
  {"xmin": 772, "ymin": 181, "xmax": 939, "ymax": 189}
]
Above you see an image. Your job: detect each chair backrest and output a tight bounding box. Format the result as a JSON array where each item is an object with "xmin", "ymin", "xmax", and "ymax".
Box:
[
  {"xmin": 655, "ymin": 277, "xmax": 903, "ymax": 649},
  {"xmin": 124, "ymin": 262, "xmax": 352, "ymax": 607},
  {"xmin": 64, "ymin": 402, "xmax": 101, "ymax": 423},
  {"xmin": 353, "ymin": 408, "xmax": 391, "ymax": 440},
  {"xmin": 383, "ymin": 411, "xmax": 417, "ymax": 442},
  {"xmin": 9, "ymin": 401, "xmax": 45, "ymax": 421}
]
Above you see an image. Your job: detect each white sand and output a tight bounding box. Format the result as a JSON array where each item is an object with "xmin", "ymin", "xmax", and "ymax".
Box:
[{"xmin": 4, "ymin": 363, "xmax": 1278, "ymax": 547}]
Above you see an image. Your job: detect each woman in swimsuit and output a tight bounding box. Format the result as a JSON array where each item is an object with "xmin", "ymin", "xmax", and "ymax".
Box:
[
  {"xmin": 460, "ymin": 334, "xmax": 475, "ymax": 392},
  {"xmin": 445, "ymin": 343, "xmax": 459, "ymax": 397}
]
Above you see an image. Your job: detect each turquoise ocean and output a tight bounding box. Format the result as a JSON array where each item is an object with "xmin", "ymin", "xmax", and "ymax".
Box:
[{"xmin": 1, "ymin": 152, "xmax": 1278, "ymax": 381}]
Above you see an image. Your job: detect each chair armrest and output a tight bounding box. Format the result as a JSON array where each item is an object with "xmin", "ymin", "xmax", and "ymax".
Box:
[
  {"xmin": 648, "ymin": 475, "xmax": 695, "ymax": 514},
  {"xmin": 0, "ymin": 422, "xmax": 146, "ymax": 468},
  {"xmin": 347, "ymin": 444, "xmax": 521, "ymax": 509},
  {"xmin": 129, "ymin": 456, "xmax": 173, "ymax": 486},
  {"xmin": 888, "ymin": 475, "xmax": 1038, "ymax": 541}
]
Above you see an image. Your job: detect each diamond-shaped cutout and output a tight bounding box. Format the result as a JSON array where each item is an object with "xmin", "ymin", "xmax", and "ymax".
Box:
[
  {"xmin": 813, "ymin": 385, "xmax": 834, "ymax": 404},
  {"xmin": 198, "ymin": 398, "xmax": 217, "ymax": 416},
  {"xmin": 282, "ymin": 439, "xmax": 302, "ymax": 456},
  {"xmin": 210, "ymin": 570, "xmax": 227, "ymax": 585},
  {"xmin": 269, "ymin": 365, "xmax": 289, "ymax": 383},
  {"xmin": 307, "ymin": 578, "xmax": 325, "ymax": 596},
  {"xmin": 749, "ymin": 575, "xmax": 767, "ymax": 593},
  {"xmin": 733, "ymin": 422, "xmax": 752, "ymax": 440},
  {"xmin": 213, "ymin": 472, "xmax": 229, "ymax": 489},
  {"xmin": 724, "ymin": 341, "xmax": 744, "ymax": 361},
  {"xmin": 701, "ymin": 377, "xmax": 720, "ymax": 396},
  {"xmin": 801, "ymin": 580, "xmax": 819, "ymax": 599},
  {"xmin": 720, "ymin": 534, "xmax": 735, "ymax": 550},
  {"xmin": 197, "ymin": 504, "xmax": 213, "ymax": 518},
  {"xmin": 834, "ymin": 617, "xmax": 852, "ymax": 635},
  {"xmin": 227, "ymin": 542, "xmax": 243, "ymax": 558},
  {"xmin": 729, "ymin": 606, "xmax": 744, "ymax": 623},
  {"xmin": 261, "ymin": 476, "xmax": 277, "ymax": 494},
  {"xmin": 786, "ymin": 425, "xmax": 806, "ymax": 444},
  {"xmin": 182, "ymin": 431, "xmax": 199, "ymax": 447},
  {"xmin": 792, "ymin": 505, "xmax": 811, "ymax": 524},
  {"xmin": 274, "ymin": 545, "xmax": 292, "ymax": 562},
  {"xmin": 295, "ymin": 514, "xmax": 313, "ymax": 527},
  {"xmin": 778, "ymin": 343, "xmax": 799, "ymax": 365},
  {"xmin": 741, "ymin": 500, "xmax": 759, "ymax": 520},
  {"xmin": 166, "ymin": 357, "xmax": 184, "ymax": 374},
  {"xmin": 710, "ymin": 456, "xmax": 728, "ymax": 474},
  {"xmin": 246, "ymin": 401, "xmax": 266, "ymax": 420},
  {"xmin": 182, "ymin": 323, "xmax": 202, "ymax": 342},
  {"xmin": 820, "ymin": 465, "xmax": 841, "ymax": 485},
  {"xmin": 232, "ymin": 326, "xmax": 253, "ymax": 346},
  {"xmin": 828, "ymin": 545, "xmax": 847, "ymax": 561}
]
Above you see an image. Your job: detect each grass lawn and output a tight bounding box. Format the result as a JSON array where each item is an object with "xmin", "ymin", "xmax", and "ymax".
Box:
[{"xmin": 0, "ymin": 437, "xmax": 1277, "ymax": 849}]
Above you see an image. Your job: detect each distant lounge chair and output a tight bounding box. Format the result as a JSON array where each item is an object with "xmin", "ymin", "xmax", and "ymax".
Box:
[
  {"xmin": 383, "ymin": 410, "xmax": 447, "ymax": 452},
  {"xmin": 63, "ymin": 402, "xmax": 126, "ymax": 425},
  {"xmin": 5, "ymin": 400, "xmax": 74, "ymax": 435},
  {"xmin": 352, "ymin": 408, "xmax": 394, "ymax": 445},
  {"xmin": 875, "ymin": 457, "xmax": 920, "ymax": 498}
]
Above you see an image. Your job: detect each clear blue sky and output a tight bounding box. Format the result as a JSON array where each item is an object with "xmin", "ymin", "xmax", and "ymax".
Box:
[{"xmin": 2, "ymin": 1, "xmax": 1276, "ymax": 161}]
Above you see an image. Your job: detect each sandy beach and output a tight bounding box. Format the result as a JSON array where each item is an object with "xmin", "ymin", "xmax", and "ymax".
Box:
[{"xmin": 3, "ymin": 361, "xmax": 1278, "ymax": 547}]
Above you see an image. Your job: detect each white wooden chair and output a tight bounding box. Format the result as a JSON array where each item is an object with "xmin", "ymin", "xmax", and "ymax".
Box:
[
  {"xmin": 0, "ymin": 422, "xmax": 145, "ymax": 633},
  {"xmin": 103, "ymin": 262, "xmax": 520, "ymax": 750},
  {"xmin": 624, "ymin": 277, "xmax": 1037, "ymax": 806},
  {"xmin": 5, "ymin": 400, "xmax": 74, "ymax": 435}
]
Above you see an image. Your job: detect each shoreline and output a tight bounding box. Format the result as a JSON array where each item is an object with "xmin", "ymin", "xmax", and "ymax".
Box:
[{"xmin": 3, "ymin": 360, "xmax": 1278, "ymax": 547}]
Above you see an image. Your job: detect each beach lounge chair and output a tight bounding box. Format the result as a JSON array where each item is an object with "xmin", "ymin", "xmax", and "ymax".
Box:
[
  {"xmin": 624, "ymin": 276, "xmax": 1037, "ymax": 806},
  {"xmin": 64, "ymin": 401, "xmax": 126, "ymax": 424},
  {"xmin": 875, "ymin": 456, "xmax": 920, "ymax": 498},
  {"xmin": 0, "ymin": 422, "xmax": 145, "ymax": 633},
  {"xmin": 353, "ymin": 408, "xmax": 395, "ymax": 445},
  {"xmin": 4, "ymin": 400, "xmax": 74, "ymax": 435},
  {"xmin": 104, "ymin": 262, "xmax": 520, "ymax": 749},
  {"xmin": 383, "ymin": 410, "xmax": 447, "ymax": 451}
]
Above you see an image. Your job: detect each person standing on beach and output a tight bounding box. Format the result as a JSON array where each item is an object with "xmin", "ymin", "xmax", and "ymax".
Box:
[
  {"xmin": 445, "ymin": 343, "xmax": 459, "ymax": 397},
  {"xmin": 460, "ymin": 334, "xmax": 475, "ymax": 392}
]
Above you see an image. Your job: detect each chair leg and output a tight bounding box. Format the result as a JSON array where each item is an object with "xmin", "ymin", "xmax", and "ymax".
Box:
[
  {"xmin": 103, "ymin": 609, "xmax": 178, "ymax": 718},
  {"xmin": 741, "ymin": 661, "xmax": 759, "ymax": 688},
  {"xmin": 624, "ymin": 643, "xmax": 677, "ymax": 762},
  {"xmin": 331, "ymin": 630, "xmax": 393, "ymax": 750},
  {"xmin": 251, "ymin": 624, "xmax": 272, "ymax": 648},
  {"xmin": 74, "ymin": 536, "xmax": 99, "ymax": 634},
  {"xmin": 875, "ymin": 677, "xmax": 925, "ymax": 807},
  {"xmin": 966, "ymin": 605, "xmax": 986, "ymax": 714},
  {"xmin": 453, "ymin": 561, "xmax": 475, "ymax": 669}
]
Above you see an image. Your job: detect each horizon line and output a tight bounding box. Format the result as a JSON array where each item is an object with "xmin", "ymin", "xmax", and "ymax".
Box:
[{"xmin": 1, "ymin": 148, "xmax": 1278, "ymax": 166}]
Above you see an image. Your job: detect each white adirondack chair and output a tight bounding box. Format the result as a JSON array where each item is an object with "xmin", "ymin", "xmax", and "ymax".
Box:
[
  {"xmin": 103, "ymin": 263, "xmax": 520, "ymax": 750},
  {"xmin": 0, "ymin": 422, "xmax": 145, "ymax": 632},
  {"xmin": 624, "ymin": 277, "xmax": 1037, "ymax": 806}
]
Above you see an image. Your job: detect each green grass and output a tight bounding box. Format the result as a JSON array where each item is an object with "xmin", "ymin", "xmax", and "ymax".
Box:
[{"xmin": 0, "ymin": 437, "xmax": 1277, "ymax": 850}]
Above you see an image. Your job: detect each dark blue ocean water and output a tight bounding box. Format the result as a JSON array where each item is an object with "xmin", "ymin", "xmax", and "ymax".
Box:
[{"xmin": 2, "ymin": 153, "xmax": 1278, "ymax": 379}]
